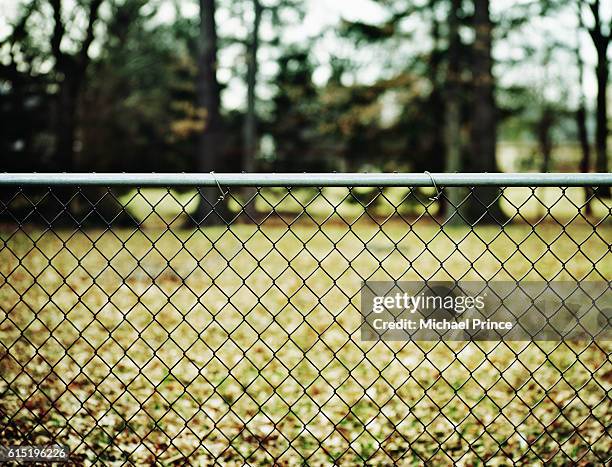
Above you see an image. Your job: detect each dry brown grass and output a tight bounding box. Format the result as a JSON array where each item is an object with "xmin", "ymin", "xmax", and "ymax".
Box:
[{"xmin": 1, "ymin": 212, "xmax": 611, "ymax": 464}]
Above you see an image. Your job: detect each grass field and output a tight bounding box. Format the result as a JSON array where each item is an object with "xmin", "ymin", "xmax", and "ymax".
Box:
[
  {"xmin": 119, "ymin": 186, "xmax": 610, "ymax": 227},
  {"xmin": 0, "ymin": 188, "xmax": 611, "ymax": 464}
]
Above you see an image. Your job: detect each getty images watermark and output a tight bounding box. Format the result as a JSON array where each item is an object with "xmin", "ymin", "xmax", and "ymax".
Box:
[{"xmin": 360, "ymin": 282, "xmax": 611, "ymax": 341}]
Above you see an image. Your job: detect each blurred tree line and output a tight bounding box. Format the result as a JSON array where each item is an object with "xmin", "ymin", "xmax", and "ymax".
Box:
[{"xmin": 0, "ymin": 0, "xmax": 609, "ymax": 221}]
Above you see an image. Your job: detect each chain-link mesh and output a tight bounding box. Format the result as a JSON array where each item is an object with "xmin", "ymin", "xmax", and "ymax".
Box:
[{"xmin": 0, "ymin": 178, "xmax": 610, "ymax": 464}]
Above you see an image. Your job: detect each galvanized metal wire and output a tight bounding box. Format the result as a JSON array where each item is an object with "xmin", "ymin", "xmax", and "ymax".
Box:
[{"xmin": 0, "ymin": 173, "xmax": 610, "ymax": 464}]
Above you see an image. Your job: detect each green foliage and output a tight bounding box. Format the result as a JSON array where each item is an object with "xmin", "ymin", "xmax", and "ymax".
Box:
[
  {"xmin": 267, "ymin": 49, "xmax": 324, "ymax": 171},
  {"xmin": 0, "ymin": 0, "xmax": 606, "ymax": 176},
  {"xmin": 81, "ymin": 2, "xmax": 200, "ymax": 171},
  {"xmin": 340, "ymin": 19, "xmax": 396, "ymax": 42}
]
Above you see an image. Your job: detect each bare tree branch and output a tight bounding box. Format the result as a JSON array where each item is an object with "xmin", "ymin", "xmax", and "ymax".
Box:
[
  {"xmin": 50, "ymin": 0, "xmax": 66, "ymax": 65},
  {"xmin": 78, "ymin": 0, "xmax": 104, "ymax": 71}
]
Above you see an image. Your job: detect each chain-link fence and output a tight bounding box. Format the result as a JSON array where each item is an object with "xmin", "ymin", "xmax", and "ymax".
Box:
[{"xmin": 0, "ymin": 173, "xmax": 610, "ymax": 464}]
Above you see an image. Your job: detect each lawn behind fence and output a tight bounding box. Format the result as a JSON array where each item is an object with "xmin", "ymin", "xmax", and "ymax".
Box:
[{"xmin": 0, "ymin": 187, "xmax": 610, "ymax": 464}]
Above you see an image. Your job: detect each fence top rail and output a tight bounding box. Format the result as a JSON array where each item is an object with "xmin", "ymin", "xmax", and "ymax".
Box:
[{"xmin": 0, "ymin": 172, "xmax": 611, "ymax": 187}]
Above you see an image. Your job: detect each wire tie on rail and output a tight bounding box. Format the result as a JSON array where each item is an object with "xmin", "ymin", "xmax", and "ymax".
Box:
[
  {"xmin": 424, "ymin": 171, "xmax": 441, "ymax": 201},
  {"xmin": 210, "ymin": 171, "xmax": 226, "ymax": 201}
]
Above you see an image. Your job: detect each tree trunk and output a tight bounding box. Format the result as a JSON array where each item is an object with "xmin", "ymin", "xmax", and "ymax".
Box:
[
  {"xmin": 537, "ymin": 106, "xmax": 553, "ymax": 173},
  {"xmin": 47, "ymin": 0, "xmax": 102, "ymax": 220},
  {"xmin": 196, "ymin": 0, "xmax": 228, "ymax": 225},
  {"xmin": 575, "ymin": 20, "xmax": 592, "ymax": 214},
  {"xmin": 242, "ymin": 0, "xmax": 262, "ymax": 219},
  {"xmin": 465, "ymin": 0, "xmax": 506, "ymax": 224},
  {"xmin": 594, "ymin": 40, "xmax": 609, "ymax": 196},
  {"xmin": 585, "ymin": 0, "xmax": 610, "ymax": 197},
  {"xmin": 577, "ymin": 105, "xmax": 593, "ymax": 214},
  {"xmin": 55, "ymin": 75, "xmax": 80, "ymax": 172},
  {"xmin": 51, "ymin": 74, "xmax": 81, "ymax": 221},
  {"xmin": 426, "ymin": 0, "xmax": 447, "ymax": 216},
  {"xmin": 444, "ymin": 0, "xmax": 464, "ymax": 223},
  {"xmin": 50, "ymin": 0, "xmax": 102, "ymax": 174}
]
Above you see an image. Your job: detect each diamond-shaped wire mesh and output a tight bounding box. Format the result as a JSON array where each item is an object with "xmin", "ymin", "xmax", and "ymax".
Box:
[{"xmin": 0, "ymin": 180, "xmax": 610, "ymax": 464}]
